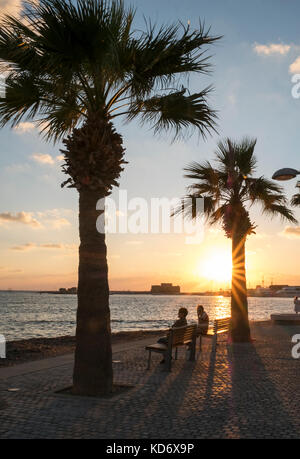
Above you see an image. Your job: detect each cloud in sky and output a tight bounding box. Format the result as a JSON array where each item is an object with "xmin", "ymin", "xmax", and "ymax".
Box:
[
  {"xmin": 36, "ymin": 209, "xmax": 72, "ymax": 229},
  {"xmin": 10, "ymin": 243, "xmax": 36, "ymax": 251},
  {"xmin": 0, "ymin": 266, "xmax": 23, "ymax": 275},
  {"xmin": 10, "ymin": 242, "xmax": 76, "ymax": 251},
  {"xmin": 0, "ymin": 0, "xmax": 21, "ymax": 16},
  {"xmin": 31, "ymin": 153, "xmax": 64, "ymax": 166},
  {"xmin": 0, "ymin": 212, "xmax": 41, "ymax": 228},
  {"xmin": 31, "ymin": 153, "xmax": 55, "ymax": 165},
  {"xmin": 0, "ymin": 209, "xmax": 72, "ymax": 230},
  {"xmin": 253, "ymin": 43, "xmax": 291, "ymax": 56},
  {"xmin": 281, "ymin": 226, "xmax": 300, "ymax": 239},
  {"xmin": 13, "ymin": 119, "xmax": 54, "ymax": 136},
  {"xmin": 50, "ymin": 218, "xmax": 71, "ymax": 229},
  {"xmin": 40, "ymin": 243, "xmax": 64, "ymax": 249},
  {"xmin": 14, "ymin": 122, "xmax": 36, "ymax": 134},
  {"xmin": 289, "ymin": 57, "xmax": 300, "ymax": 74}
]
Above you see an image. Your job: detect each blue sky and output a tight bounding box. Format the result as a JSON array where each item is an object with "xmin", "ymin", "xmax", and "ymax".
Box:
[{"xmin": 1, "ymin": 0, "xmax": 300, "ymax": 290}]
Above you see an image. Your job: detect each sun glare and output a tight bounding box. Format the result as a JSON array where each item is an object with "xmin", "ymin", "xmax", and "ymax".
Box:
[{"xmin": 199, "ymin": 251, "xmax": 232, "ymax": 283}]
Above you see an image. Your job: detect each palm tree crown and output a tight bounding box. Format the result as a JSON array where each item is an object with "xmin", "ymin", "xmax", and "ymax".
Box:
[
  {"xmin": 180, "ymin": 138, "xmax": 297, "ymax": 235},
  {"xmin": 0, "ymin": 0, "xmax": 220, "ymax": 193},
  {"xmin": 0, "ymin": 0, "xmax": 219, "ymax": 137},
  {"xmin": 291, "ymin": 191, "xmax": 300, "ymax": 207}
]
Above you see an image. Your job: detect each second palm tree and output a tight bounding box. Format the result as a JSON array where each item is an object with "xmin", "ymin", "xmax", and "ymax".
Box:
[{"xmin": 179, "ymin": 138, "xmax": 297, "ymax": 342}]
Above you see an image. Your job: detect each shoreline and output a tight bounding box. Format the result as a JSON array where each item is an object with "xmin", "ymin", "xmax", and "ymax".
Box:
[
  {"xmin": 0, "ymin": 329, "xmax": 166, "ymax": 368},
  {"xmin": 1, "ymin": 290, "xmax": 297, "ymax": 298},
  {"xmin": 0, "ymin": 320, "xmax": 274, "ymax": 368}
]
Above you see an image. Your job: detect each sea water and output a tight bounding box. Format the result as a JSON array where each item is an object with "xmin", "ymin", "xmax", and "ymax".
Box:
[{"xmin": 0, "ymin": 291, "xmax": 294, "ymax": 341}]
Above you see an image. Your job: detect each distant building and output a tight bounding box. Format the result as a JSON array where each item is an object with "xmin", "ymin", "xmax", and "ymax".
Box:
[
  {"xmin": 275, "ymin": 286, "xmax": 300, "ymax": 297},
  {"xmin": 151, "ymin": 283, "xmax": 180, "ymax": 294},
  {"xmin": 58, "ymin": 287, "xmax": 77, "ymax": 294},
  {"xmin": 254, "ymin": 286, "xmax": 273, "ymax": 296},
  {"xmin": 269, "ymin": 284, "xmax": 289, "ymax": 292}
]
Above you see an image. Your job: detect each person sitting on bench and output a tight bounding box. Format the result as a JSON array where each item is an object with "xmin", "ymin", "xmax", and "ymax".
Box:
[
  {"xmin": 197, "ymin": 305, "xmax": 209, "ymax": 335},
  {"xmin": 294, "ymin": 297, "xmax": 300, "ymax": 314},
  {"xmin": 157, "ymin": 307, "xmax": 188, "ymax": 363}
]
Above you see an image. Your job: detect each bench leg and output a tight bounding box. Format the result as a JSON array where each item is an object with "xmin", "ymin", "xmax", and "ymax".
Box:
[
  {"xmin": 164, "ymin": 352, "xmax": 172, "ymax": 372},
  {"xmin": 147, "ymin": 351, "xmax": 151, "ymax": 370},
  {"xmin": 189, "ymin": 337, "xmax": 196, "ymax": 361},
  {"xmin": 199, "ymin": 335, "xmax": 202, "ymax": 352},
  {"xmin": 175, "ymin": 347, "xmax": 178, "ymax": 360}
]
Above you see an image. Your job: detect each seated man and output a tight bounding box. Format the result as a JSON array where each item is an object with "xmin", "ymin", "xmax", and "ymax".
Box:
[
  {"xmin": 157, "ymin": 307, "xmax": 188, "ymax": 363},
  {"xmin": 197, "ymin": 305, "xmax": 209, "ymax": 335}
]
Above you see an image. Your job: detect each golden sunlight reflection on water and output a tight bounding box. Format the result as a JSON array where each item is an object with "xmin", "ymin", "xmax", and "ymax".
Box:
[{"xmin": 214, "ymin": 296, "xmax": 231, "ymax": 319}]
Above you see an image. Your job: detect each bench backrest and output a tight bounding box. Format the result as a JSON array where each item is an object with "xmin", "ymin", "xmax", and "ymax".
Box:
[
  {"xmin": 169, "ymin": 325, "xmax": 197, "ymax": 347},
  {"xmin": 213, "ymin": 317, "xmax": 231, "ymax": 334}
]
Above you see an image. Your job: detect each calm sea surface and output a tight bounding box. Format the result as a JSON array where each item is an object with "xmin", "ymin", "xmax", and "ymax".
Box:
[{"xmin": 0, "ymin": 291, "xmax": 295, "ymax": 341}]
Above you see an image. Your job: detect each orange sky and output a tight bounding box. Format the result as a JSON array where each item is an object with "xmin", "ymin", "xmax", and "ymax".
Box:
[{"xmin": 1, "ymin": 214, "xmax": 300, "ymax": 291}]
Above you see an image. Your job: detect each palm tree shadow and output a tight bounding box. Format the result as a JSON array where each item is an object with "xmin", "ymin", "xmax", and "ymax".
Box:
[
  {"xmin": 120, "ymin": 353, "xmax": 197, "ymax": 437},
  {"xmin": 227, "ymin": 342, "xmax": 297, "ymax": 438},
  {"xmin": 198, "ymin": 334, "xmax": 299, "ymax": 438},
  {"xmin": 199, "ymin": 341, "xmax": 234, "ymax": 434}
]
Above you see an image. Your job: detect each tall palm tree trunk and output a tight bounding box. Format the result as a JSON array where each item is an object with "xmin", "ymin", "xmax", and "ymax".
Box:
[
  {"xmin": 230, "ymin": 233, "xmax": 251, "ymax": 342},
  {"xmin": 73, "ymin": 189, "xmax": 113, "ymax": 396}
]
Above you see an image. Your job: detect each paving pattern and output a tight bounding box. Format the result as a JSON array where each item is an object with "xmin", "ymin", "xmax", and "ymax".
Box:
[{"xmin": 0, "ymin": 322, "xmax": 299, "ymax": 439}]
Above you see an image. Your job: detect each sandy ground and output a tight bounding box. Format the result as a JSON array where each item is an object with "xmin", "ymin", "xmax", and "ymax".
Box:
[{"xmin": 0, "ymin": 330, "xmax": 166, "ymax": 367}]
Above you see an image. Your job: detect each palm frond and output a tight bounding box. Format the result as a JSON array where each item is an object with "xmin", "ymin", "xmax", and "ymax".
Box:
[
  {"xmin": 246, "ymin": 177, "xmax": 285, "ymax": 205},
  {"xmin": 37, "ymin": 99, "xmax": 83, "ymax": 142},
  {"xmin": 209, "ymin": 203, "xmax": 228, "ymax": 225},
  {"xmin": 291, "ymin": 193, "xmax": 300, "ymax": 207},
  {"xmin": 0, "ymin": 72, "xmax": 84, "ymax": 140},
  {"xmin": 126, "ymin": 87, "xmax": 217, "ymax": 139},
  {"xmin": 172, "ymin": 194, "xmax": 216, "ymax": 221},
  {"xmin": 0, "ymin": 73, "xmax": 41, "ymax": 126},
  {"xmin": 126, "ymin": 20, "xmax": 221, "ymax": 98},
  {"xmin": 22, "ymin": 0, "xmax": 135, "ymax": 75},
  {"xmin": 235, "ymin": 137, "xmax": 257, "ymax": 176},
  {"xmin": 184, "ymin": 161, "xmax": 222, "ymax": 200},
  {"xmin": 262, "ymin": 203, "xmax": 298, "ymax": 224},
  {"xmin": 215, "ymin": 137, "xmax": 257, "ymax": 177},
  {"xmin": 184, "ymin": 160, "xmax": 217, "ymax": 182}
]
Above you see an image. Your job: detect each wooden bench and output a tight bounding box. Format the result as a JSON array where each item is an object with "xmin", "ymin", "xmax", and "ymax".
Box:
[
  {"xmin": 145, "ymin": 324, "xmax": 197, "ymax": 371},
  {"xmin": 198, "ymin": 317, "xmax": 231, "ymax": 351}
]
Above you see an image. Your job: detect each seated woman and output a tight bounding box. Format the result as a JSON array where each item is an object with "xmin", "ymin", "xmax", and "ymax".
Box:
[{"xmin": 197, "ymin": 305, "xmax": 209, "ymax": 335}]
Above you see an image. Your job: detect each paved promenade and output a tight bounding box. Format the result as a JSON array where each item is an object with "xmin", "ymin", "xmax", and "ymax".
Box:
[{"xmin": 0, "ymin": 322, "xmax": 299, "ymax": 439}]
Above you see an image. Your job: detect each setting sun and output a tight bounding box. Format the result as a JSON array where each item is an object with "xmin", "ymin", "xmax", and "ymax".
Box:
[{"xmin": 199, "ymin": 251, "xmax": 232, "ymax": 283}]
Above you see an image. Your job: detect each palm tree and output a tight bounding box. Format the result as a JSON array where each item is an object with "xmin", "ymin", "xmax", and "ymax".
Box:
[
  {"xmin": 178, "ymin": 138, "xmax": 297, "ymax": 342},
  {"xmin": 0, "ymin": 0, "xmax": 220, "ymax": 395}
]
